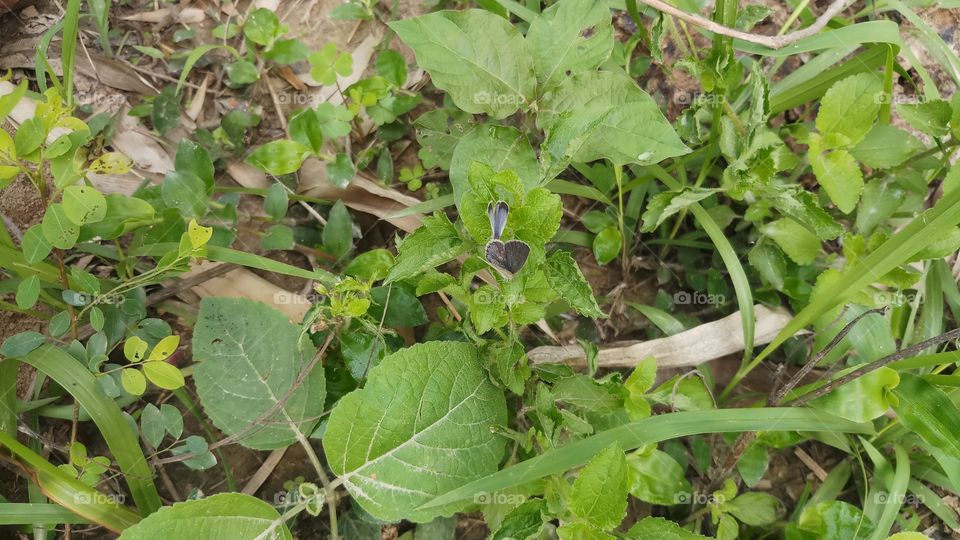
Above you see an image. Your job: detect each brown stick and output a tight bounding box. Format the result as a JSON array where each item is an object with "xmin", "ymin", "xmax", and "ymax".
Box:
[{"xmin": 637, "ymin": 0, "xmax": 849, "ymax": 49}]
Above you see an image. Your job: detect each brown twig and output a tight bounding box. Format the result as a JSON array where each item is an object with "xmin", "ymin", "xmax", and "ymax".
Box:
[{"xmin": 637, "ymin": 0, "xmax": 849, "ymax": 49}]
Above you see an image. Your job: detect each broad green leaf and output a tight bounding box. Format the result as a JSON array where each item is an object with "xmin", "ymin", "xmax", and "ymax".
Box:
[
  {"xmin": 557, "ymin": 521, "xmax": 613, "ymax": 539},
  {"xmin": 415, "ymin": 108, "xmax": 475, "ymax": 170},
  {"xmin": 390, "ymin": 10, "xmax": 536, "ymax": 118},
  {"xmin": 174, "ymin": 139, "xmax": 215, "ymax": 190},
  {"xmin": 724, "ymin": 492, "xmax": 781, "ymax": 526},
  {"xmin": 261, "ymin": 225, "xmax": 294, "ymax": 250},
  {"xmin": 246, "ymin": 140, "xmax": 311, "ymax": 175},
  {"xmin": 15, "ymin": 118, "xmax": 45, "ymax": 157},
  {"xmin": 62, "ymin": 185, "xmax": 107, "ymax": 225},
  {"xmin": 385, "ymin": 213, "xmax": 467, "ymax": 283},
  {"xmin": 264, "ymin": 183, "xmax": 289, "ymax": 221},
  {"xmin": 898, "ymin": 99, "xmax": 951, "ymax": 137},
  {"xmin": 344, "ymin": 249, "xmax": 394, "ymax": 281},
  {"xmin": 225, "ymin": 60, "xmax": 260, "ymax": 86},
  {"xmin": 810, "ymin": 366, "xmax": 899, "ymax": 423},
  {"xmin": 761, "ymin": 218, "xmax": 821, "ymax": 265},
  {"xmin": 323, "ymin": 200, "xmax": 353, "ymax": 258},
  {"xmin": 161, "ymin": 171, "xmax": 208, "ymax": 217},
  {"xmin": 810, "ymin": 145, "xmax": 862, "ymax": 214},
  {"xmin": 543, "ymin": 251, "xmax": 604, "ymax": 318},
  {"xmin": 326, "ymin": 152, "xmax": 355, "ymax": 188},
  {"xmin": 41, "ymin": 203, "xmax": 79, "ymax": 249},
  {"xmin": 627, "ymin": 517, "xmax": 708, "ymax": 539},
  {"xmin": 816, "ymin": 73, "xmax": 883, "ymax": 148},
  {"xmin": 538, "ymin": 70, "xmax": 688, "ymax": 177},
  {"xmin": 118, "ymin": 493, "xmax": 291, "ymax": 539},
  {"xmin": 736, "ymin": 443, "xmax": 769, "ymax": 487},
  {"xmin": 627, "ymin": 448, "xmax": 690, "ymax": 506},
  {"xmin": 15, "ymin": 275, "xmax": 41, "ymax": 310},
  {"xmin": 309, "ymin": 43, "xmax": 353, "ymax": 85},
  {"xmin": 244, "ymin": 8, "xmax": 282, "ymax": 46},
  {"xmin": 161, "ymin": 403, "xmax": 184, "ymax": 440},
  {"xmin": 193, "ymin": 298, "xmax": 325, "ymax": 449},
  {"xmin": 770, "ymin": 185, "xmax": 842, "ymax": 240},
  {"xmin": 748, "ymin": 243, "xmax": 786, "ymax": 290},
  {"xmin": 490, "ymin": 499, "xmax": 547, "ymax": 540},
  {"xmin": 21, "ymin": 225, "xmax": 52, "ymax": 263},
  {"xmin": 143, "ymin": 361, "xmax": 185, "ymax": 390},
  {"xmin": 569, "ymin": 443, "xmax": 628, "ymax": 530},
  {"xmin": 369, "ymin": 285, "xmax": 427, "ymax": 327},
  {"xmin": 857, "ymin": 180, "xmax": 906, "ymax": 235},
  {"xmin": 141, "ymin": 404, "xmax": 165, "ymax": 448},
  {"xmin": 0, "ymin": 332, "xmax": 45, "ymax": 357},
  {"xmin": 592, "ymin": 226, "xmax": 620, "ymax": 265},
  {"xmin": 78, "ymin": 194, "xmax": 155, "ymax": 241},
  {"xmin": 323, "ymin": 341, "xmax": 507, "ymax": 522},
  {"xmin": 152, "ymin": 86, "xmax": 180, "ymax": 135},
  {"xmin": 449, "ymin": 125, "xmax": 539, "ymax": 204},
  {"xmin": 121, "ymin": 368, "xmax": 147, "ymax": 396},
  {"xmin": 375, "ymin": 49, "xmax": 407, "ymax": 87},
  {"xmin": 288, "ymin": 109, "xmax": 324, "ymax": 154},
  {"xmin": 798, "ymin": 500, "xmax": 874, "ymax": 540},
  {"xmin": 849, "ymin": 124, "xmax": 924, "ymax": 169},
  {"xmin": 526, "ymin": 0, "xmax": 613, "ymax": 88}
]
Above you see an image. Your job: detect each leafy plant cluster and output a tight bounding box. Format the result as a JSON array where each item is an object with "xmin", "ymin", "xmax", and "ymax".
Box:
[{"xmin": 0, "ymin": 0, "xmax": 959, "ymax": 539}]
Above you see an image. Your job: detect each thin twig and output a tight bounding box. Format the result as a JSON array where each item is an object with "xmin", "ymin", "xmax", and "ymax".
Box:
[
  {"xmin": 637, "ymin": 0, "xmax": 849, "ymax": 49},
  {"xmin": 792, "ymin": 327, "xmax": 960, "ymax": 406}
]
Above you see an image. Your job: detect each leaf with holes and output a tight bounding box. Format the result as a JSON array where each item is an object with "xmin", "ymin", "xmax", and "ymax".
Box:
[
  {"xmin": 323, "ymin": 341, "xmax": 507, "ymax": 522},
  {"xmin": 192, "ymin": 298, "xmax": 326, "ymax": 450}
]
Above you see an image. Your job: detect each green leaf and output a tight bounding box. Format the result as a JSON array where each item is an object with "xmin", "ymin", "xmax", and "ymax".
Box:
[
  {"xmin": 161, "ymin": 171, "xmax": 208, "ymax": 217},
  {"xmin": 627, "ymin": 448, "xmax": 690, "ymax": 505},
  {"xmin": 21, "ymin": 225, "xmax": 52, "ymax": 263},
  {"xmin": 246, "ymin": 140, "xmax": 311, "ymax": 175},
  {"xmin": 815, "ymin": 73, "xmax": 883, "ymax": 148},
  {"xmin": 724, "ymin": 492, "xmax": 781, "ymax": 526},
  {"xmin": 15, "ymin": 118, "xmax": 45, "ymax": 157},
  {"xmin": 264, "ymin": 39, "xmax": 309, "ymax": 65},
  {"xmin": 810, "ymin": 366, "xmax": 899, "ymax": 423},
  {"xmin": 490, "ymin": 499, "xmax": 547, "ymax": 540},
  {"xmin": 891, "ymin": 373, "xmax": 960, "ymax": 483},
  {"xmin": 0, "ymin": 332, "xmax": 45, "ymax": 357},
  {"xmin": 592, "ymin": 226, "xmax": 621, "ymax": 265},
  {"xmin": 225, "ymin": 60, "xmax": 260, "ymax": 86},
  {"xmin": 141, "ymin": 403, "xmax": 165, "ymax": 448},
  {"xmin": 121, "ymin": 368, "xmax": 146, "ymax": 396},
  {"xmin": 160, "ymin": 403, "xmax": 183, "ymax": 440},
  {"xmin": 261, "ymin": 224, "xmax": 294, "ymax": 250},
  {"xmin": 143, "ymin": 361, "xmax": 185, "ymax": 390},
  {"xmin": 344, "ymin": 249, "xmax": 394, "ymax": 281},
  {"xmin": 326, "ymin": 152, "xmax": 355, "ymax": 188},
  {"xmin": 288, "ymin": 109, "xmax": 325, "ymax": 154},
  {"xmin": 450, "ymin": 125, "xmax": 539, "ymax": 204},
  {"xmin": 323, "ymin": 341, "xmax": 507, "ymax": 522},
  {"xmin": 62, "ymin": 185, "xmax": 107, "ymax": 225},
  {"xmin": 810, "ymin": 145, "xmax": 862, "ymax": 214},
  {"xmin": 640, "ymin": 188, "xmax": 716, "ymax": 232},
  {"xmin": 41, "ymin": 203, "xmax": 79, "ymax": 249},
  {"xmin": 798, "ymin": 501, "xmax": 874, "ymax": 540},
  {"xmin": 627, "ymin": 517, "xmax": 708, "ymax": 539},
  {"xmin": 557, "ymin": 521, "xmax": 613, "ymax": 539},
  {"xmin": 849, "ymin": 124, "xmax": 924, "ymax": 169},
  {"xmin": 0, "ymin": 81, "xmax": 27, "ymax": 124},
  {"xmin": 369, "ymin": 285, "xmax": 427, "ymax": 327},
  {"xmin": 415, "ymin": 108, "xmax": 474, "ymax": 170},
  {"xmin": 193, "ymin": 298, "xmax": 326, "ymax": 449},
  {"xmin": 570, "ymin": 442, "xmax": 628, "ymax": 530},
  {"xmin": 526, "ymin": 0, "xmax": 613, "ymax": 88},
  {"xmin": 323, "ymin": 200, "xmax": 353, "ymax": 258},
  {"xmin": 174, "ymin": 139, "xmax": 215, "ymax": 190},
  {"xmin": 118, "ymin": 493, "xmax": 291, "ymax": 539},
  {"xmin": 761, "ymin": 218, "xmax": 821, "ymax": 265},
  {"xmin": 244, "ymin": 8, "xmax": 282, "ymax": 46},
  {"xmin": 15, "ymin": 275, "xmax": 41, "ymax": 310},
  {"xmin": 375, "ymin": 49, "xmax": 407, "ymax": 87},
  {"xmin": 385, "ymin": 213, "xmax": 467, "ymax": 283},
  {"xmin": 264, "ymin": 183, "xmax": 289, "ymax": 221},
  {"xmin": 79, "ymin": 194, "xmax": 155, "ymax": 241},
  {"xmin": 309, "ymin": 43, "xmax": 353, "ymax": 85},
  {"xmin": 898, "ymin": 99, "xmax": 951, "ymax": 137},
  {"xmin": 151, "ymin": 86, "xmax": 180, "ymax": 135},
  {"xmin": 538, "ymin": 70, "xmax": 688, "ymax": 176},
  {"xmin": 390, "ymin": 10, "xmax": 535, "ymax": 118},
  {"xmin": 543, "ymin": 251, "xmax": 604, "ymax": 318}
]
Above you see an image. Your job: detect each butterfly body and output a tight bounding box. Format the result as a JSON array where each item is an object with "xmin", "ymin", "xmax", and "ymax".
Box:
[{"xmin": 485, "ymin": 200, "xmax": 530, "ymax": 278}]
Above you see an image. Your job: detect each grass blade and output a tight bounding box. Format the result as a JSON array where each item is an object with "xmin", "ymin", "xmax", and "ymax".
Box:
[
  {"xmin": 420, "ymin": 408, "xmax": 871, "ymax": 509},
  {"xmin": 13, "ymin": 346, "xmax": 161, "ymax": 515},
  {"xmin": 130, "ymin": 244, "xmax": 336, "ymax": 285},
  {"xmin": 0, "ymin": 504, "xmax": 89, "ymax": 525}
]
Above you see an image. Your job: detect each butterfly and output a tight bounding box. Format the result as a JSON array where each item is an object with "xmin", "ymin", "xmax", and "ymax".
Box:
[{"xmin": 485, "ymin": 201, "xmax": 530, "ymax": 278}]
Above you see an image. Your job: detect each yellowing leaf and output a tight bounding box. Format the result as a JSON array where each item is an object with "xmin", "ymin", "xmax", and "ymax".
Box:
[
  {"xmin": 121, "ymin": 368, "xmax": 147, "ymax": 395},
  {"xmin": 148, "ymin": 335, "xmax": 181, "ymax": 362},
  {"xmin": 123, "ymin": 336, "xmax": 149, "ymax": 363},
  {"xmin": 88, "ymin": 152, "xmax": 133, "ymax": 175},
  {"xmin": 188, "ymin": 219, "xmax": 213, "ymax": 248},
  {"xmin": 143, "ymin": 361, "xmax": 186, "ymax": 390}
]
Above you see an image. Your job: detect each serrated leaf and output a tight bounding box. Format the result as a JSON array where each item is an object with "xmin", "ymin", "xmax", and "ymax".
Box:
[
  {"xmin": 627, "ymin": 448, "xmax": 690, "ymax": 506},
  {"xmin": 543, "ymin": 251, "xmax": 604, "ymax": 318},
  {"xmin": 449, "ymin": 124, "xmax": 539, "ymax": 204},
  {"xmin": 816, "ymin": 73, "xmax": 883, "ymax": 148},
  {"xmin": 627, "ymin": 517, "xmax": 708, "ymax": 539},
  {"xmin": 810, "ymin": 146, "xmax": 862, "ymax": 214},
  {"xmin": 118, "ymin": 493, "xmax": 291, "ymax": 539},
  {"xmin": 849, "ymin": 124, "xmax": 924, "ymax": 169},
  {"xmin": 323, "ymin": 341, "xmax": 507, "ymax": 522},
  {"xmin": 385, "ymin": 213, "xmax": 467, "ymax": 283},
  {"xmin": 193, "ymin": 298, "xmax": 325, "ymax": 449},
  {"xmin": 898, "ymin": 99, "xmax": 951, "ymax": 137},
  {"xmin": 390, "ymin": 10, "xmax": 535, "ymax": 118},
  {"xmin": 640, "ymin": 188, "xmax": 716, "ymax": 232},
  {"xmin": 570, "ymin": 442, "xmax": 628, "ymax": 530},
  {"xmin": 761, "ymin": 218, "xmax": 821, "ymax": 265},
  {"xmin": 526, "ymin": 0, "xmax": 613, "ymax": 88}
]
